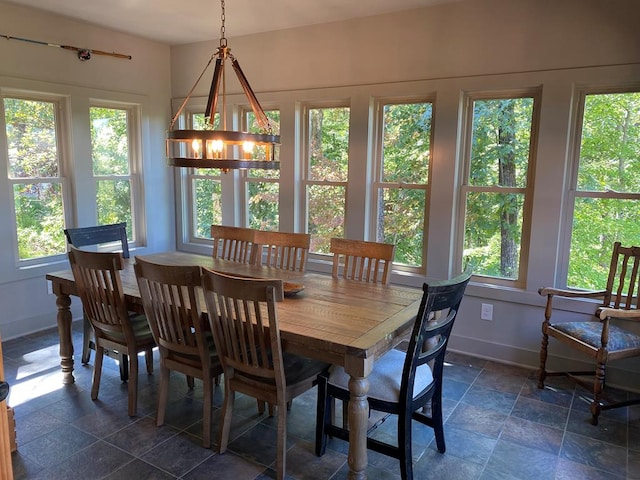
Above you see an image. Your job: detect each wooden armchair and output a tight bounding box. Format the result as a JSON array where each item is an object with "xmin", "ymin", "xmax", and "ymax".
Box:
[
  {"xmin": 251, "ymin": 230, "xmax": 311, "ymax": 272},
  {"xmin": 329, "ymin": 238, "xmax": 396, "ymax": 284},
  {"xmin": 201, "ymin": 269, "xmax": 330, "ymax": 480},
  {"xmin": 210, "ymin": 225, "xmax": 256, "ymax": 263},
  {"xmin": 538, "ymin": 242, "xmax": 640, "ymax": 424},
  {"xmin": 64, "ymin": 222, "xmax": 130, "ymax": 371},
  {"xmin": 68, "ymin": 248, "xmax": 154, "ymax": 417}
]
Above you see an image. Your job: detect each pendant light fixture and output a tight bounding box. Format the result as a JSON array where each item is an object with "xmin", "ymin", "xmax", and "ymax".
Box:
[{"xmin": 166, "ymin": 0, "xmax": 280, "ymax": 170}]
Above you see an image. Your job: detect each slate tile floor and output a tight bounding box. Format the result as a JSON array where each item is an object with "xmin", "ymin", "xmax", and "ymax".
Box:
[{"xmin": 3, "ymin": 323, "xmax": 640, "ymax": 479}]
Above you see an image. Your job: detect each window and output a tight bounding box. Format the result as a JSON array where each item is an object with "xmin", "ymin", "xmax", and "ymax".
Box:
[
  {"xmin": 567, "ymin": 89, "xmax": 640, "ymax": 290},
  {"xmin": 189, "ymin": 112, "xmax": 222, "ymax": 239},
  {"xmin": 304, "ymin": 106, "xmax": 350, "ymax": 254},
  {"xmin": 374, "ymin": 100, "xmax": 432, "ymax": 270},
  {"xmin": 90, "ymin": 105, "xmax": 139, "ymax": 240},
  {"xmin": 460, "ymin": 91, "xmax": 538, "ymax": 285},
  {"xmin": 3, "ymin": 95, "xmax": 67, "ymax": 261},
  {"xmin": 243, "ymin": 109, "xmax": 280, "ymax": 231}
]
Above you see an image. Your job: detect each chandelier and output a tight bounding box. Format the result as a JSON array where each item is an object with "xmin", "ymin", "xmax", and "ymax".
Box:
[{"xmin": 166, "ymin": 0, "xmax": 280, "ymax": 170}]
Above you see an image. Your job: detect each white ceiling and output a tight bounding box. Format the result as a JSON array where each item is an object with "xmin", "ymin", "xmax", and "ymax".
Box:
[{"xmin": 4, "ymin": 0, "xmax": 459, "ymax": 45}]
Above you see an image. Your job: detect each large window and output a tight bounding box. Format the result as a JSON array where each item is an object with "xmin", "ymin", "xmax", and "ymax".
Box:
[
  {"xmin": 304, "ymin": 106, "xmax": 350, "ymax": 254},
  {"xmin": 460, "ymin": 91, "xmax": 538, "ymax": 285},
  {"xmin": 243, "ymin": 109, "xmax": 280, "ymax": 231},
  {"xmin": 90, "ymin": 105, "xmax": 138, "ymax": 240},
  {"xmin": 3, "ymin": 95, "xmax": 67, "ymax": 261},
  {"xmin": 567, "ymin": 90, "xmax": 640, "ymax": 290},
  {"xmin": 374, "ymin": 100, "xmax": 432, "ymax": 270}
]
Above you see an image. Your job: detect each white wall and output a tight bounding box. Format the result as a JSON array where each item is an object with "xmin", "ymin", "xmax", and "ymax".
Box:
[
  {"xmin": 0, "ymin": 3, "xmax": 174, "ymax": 339},
  {"xmin": 170, "ymin": 0, "xmax": 640, "ymax": 387}
]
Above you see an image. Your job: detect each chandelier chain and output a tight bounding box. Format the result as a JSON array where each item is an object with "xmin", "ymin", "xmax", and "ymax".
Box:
[{"xmin": 219, "ymin": 0, "xmax": 226, "ymax": 47}]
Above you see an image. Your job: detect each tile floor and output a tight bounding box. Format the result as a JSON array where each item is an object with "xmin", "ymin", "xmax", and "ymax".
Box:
[{"xmin": 3, "ymin": 322, "xmax": 640, "ymax": 479}]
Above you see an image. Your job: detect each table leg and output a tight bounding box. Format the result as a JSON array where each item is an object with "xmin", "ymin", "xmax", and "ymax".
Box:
[
  {"xmin": 347, "ymin": 375, "xmax": 369, "ymax": 480},
  {"xmin": 55, "ymin": 293, "xmax": 75, "ymax": 384}
]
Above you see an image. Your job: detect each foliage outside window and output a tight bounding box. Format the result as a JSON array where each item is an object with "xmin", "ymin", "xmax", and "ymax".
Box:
[
  {"xmin": 567, "ymin": 90, "xmax": 640, "ymax": 290},
  {"xmin": 190, "ymin": 112, "xmax": 222, "ymax": 238},
  {"xmin": 3, "ymin": 96, "xmax": 66, "ymax": 260},
  {"xmin": 461, "ymin": 93, "xmax": 537, "ymax": 284},
  {"xmin": 90, "ymin": 106, "xmax": 135, "ymax": 239},
  {"xmin": 305, "ymin": 106, "xmax": 349, "ymax": 254},
  {"xmin": 376, "ymin": 101, "xmax": 432, "ymax": 269},
  {"xmin": 244, "ymin": 110, "xmax": 280, "ymax": 231}
]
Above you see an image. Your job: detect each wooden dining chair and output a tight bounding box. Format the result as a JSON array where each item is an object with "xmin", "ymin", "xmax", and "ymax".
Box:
[
  {"xmin": 68, "ymin": 247, "xmax": 154, "ymax": 417},
  {"xmin": 315, "ymin": 269, "xmax": 472, "ymax": 480},
  {"xmin": 538, "ymin": 242, "xmax": 640, "ymax": 425},
  {"xmin": 210, "ymin": 225, "xmax": 255, "ymax": 263},
  {"xmin": 201, "ymin": 269, "xmax": 330, "ymax": 480},
  {"xmin": 134, "ymin": 257, "xmax": 224, "ymax": 448},
  {"xmin": 64, "ymin": 222, "xmax": 130, "ymax": 371},
  {"xmin": 251, "ymin": 230, "xmax": 311, "ymax": 272},
  {"xmin": 330, "ymin": 237, "xmax": 396, "ymax": 284}
]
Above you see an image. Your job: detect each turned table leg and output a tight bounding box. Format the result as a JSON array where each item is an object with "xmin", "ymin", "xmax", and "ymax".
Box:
[
  {"xmin": 347, "ymin": 374, "xmax": 369, "ymax": 480},
  {"xmin": 55, "ymin": 293, "xmax": 75, "ymax": 384}
]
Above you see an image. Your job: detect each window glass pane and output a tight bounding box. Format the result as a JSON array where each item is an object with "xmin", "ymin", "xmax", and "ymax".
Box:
[
  {"xmin": 248, "ymin": 182, "xmax": 279, "ymax": 231},
  {"xmin": 577, "ymin": 92, "xmax": 640, "ymax": 193},
  {"xmin": 308, "ymin": 184, "xmax": 345, "ymax": 254},
  {"xmin": 194, "ymin": 178, "xmax": 221, "ymax": 238},
  {"xmin": 14, "ymin": 183, "xmax": 65, "ymax": 259},
  {"xmin": 470, "ymin": 98, "xmax": 532, "ymax": 188},
  {"xmin": 464, "ymin": 192, "xmax": 524, "ymax": 280},
  {"xmin": 379, "ymin": 188, "xmax": 425, "ymax": 266},
  {"xmin": 4, "ymin": 98, "xmax": 59, "ymax": 178},
  {"xmin": 96, "ymin": 180, "xmax": 132, "ymax": 234},
  {"xmin": 382, "ymin": 103, "xmax": 431, "ymax": 184},
  {"xmin": 569, "ymin": 199, "xmax": 640, "ymax": 290},
  {"xmin": 90, "ymin": 107, "xmax": 129, "ymax": 176},
  {"xmin": 309, "ymin": 107, "xmax": 349, "ymax": 182}
]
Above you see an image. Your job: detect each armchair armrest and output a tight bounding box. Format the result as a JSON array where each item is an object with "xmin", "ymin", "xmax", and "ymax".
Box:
[
  {"xmin": 538, "ymin": 287, "xmax": 607, "ymax": 299},
  {"xmin": 598, "ymin": 307, "xmax": 640, "ymax": 321}
]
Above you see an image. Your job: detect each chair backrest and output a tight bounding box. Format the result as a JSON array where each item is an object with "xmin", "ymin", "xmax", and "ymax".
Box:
[
  {"xmin": 210, "ymin": 225, "xmax": 255, "ymax": 263},
  {"xmin": 330, "ymin": 238, "xmax": 396, "ymax": 284},
  {"xmin": 603, "ymin": 242, "xmax": 640, "ymax": 311},
  {"xmin": 252, "ymin": 230, "xmax": 311, "ymax": 272},
  {"xmin": 134, "ymin": 257, "xmax": 209, "ymax": 367},
  {"xmin": 64, "ymin": 222, "xmax": 129, "ymax": 259},
  {"xmin": 68, "ymin": 247, "xmax": 134, "ymax": 344},
  {"xmin": 201, "ymin": 269, "xmax": 285, "ymax": 393},
  {"xmin": 403, "ymin": 268, "xmax": 472, "ymax": 407}
]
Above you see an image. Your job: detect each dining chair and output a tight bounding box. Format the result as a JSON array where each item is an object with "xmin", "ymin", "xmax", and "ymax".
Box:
[
  {"xmin": 68, "ymin": 247, "xmax": 154, "ymax": 417},
  {"xmin": 251, "ymin": 230, "xmax": 311, "ymax": 272},
  {"xmin": 134, "ymin": 257, "xmax": 224, "ymax": 448},
  {"xmin": 201, "ymin": 269, "xmax": 330, "ymax": 480},
  {"xmin": 64, "ymin": 222, "xmax": 130, "ymax": 374},
  {"xmin": 315, "ymin": 268, "xmax": 472, "ymax": 480},
  {"xmin": 210, "ymin": 225, "xmax": 256, "ymax": 263},
  {"xmin": 330, "ymin": 237, "xmax": 396, "ymax": 284},
  {"xmin": 538, "ymin": 242, "xmax": 640, "ymax": 425}
]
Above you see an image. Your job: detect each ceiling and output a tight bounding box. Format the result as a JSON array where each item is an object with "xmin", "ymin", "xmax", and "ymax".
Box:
[{"xmin": 4, "ymin": 0, "xmax": 459, "ymax": 46}]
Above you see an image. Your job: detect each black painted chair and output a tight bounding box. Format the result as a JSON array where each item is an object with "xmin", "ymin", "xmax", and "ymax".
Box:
[{"xmin": 315, "ymin": 269, "xmax": 472, "ymax": 480}]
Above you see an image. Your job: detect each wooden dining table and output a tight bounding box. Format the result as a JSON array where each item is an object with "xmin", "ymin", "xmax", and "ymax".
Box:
[{"xmin": 46, "ymin": 251, "xmax": 422, "ymax": 480}]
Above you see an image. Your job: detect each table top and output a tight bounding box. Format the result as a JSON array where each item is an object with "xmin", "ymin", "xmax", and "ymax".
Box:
[{"xmin": 47, "ymin": 251, "xmax": 422, "ymax": 371}]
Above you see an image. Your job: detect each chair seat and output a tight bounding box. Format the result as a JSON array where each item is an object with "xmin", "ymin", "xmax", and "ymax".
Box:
[
  {"xmin": 552, "ymin": 321, "xmax": 640, "ymax": 351},
  {"xmin": 239, "ymin": 352, "xmax": 329, "ymax": 386},
  {"xmin": 327, "ymin": 349, "xmax": 434, "ymax": 403}
]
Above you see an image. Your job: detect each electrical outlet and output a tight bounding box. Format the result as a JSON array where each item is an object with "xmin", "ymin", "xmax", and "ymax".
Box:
[{"xmin": 481, "ymin": 303, "xmax": 493, "ymax": 321}]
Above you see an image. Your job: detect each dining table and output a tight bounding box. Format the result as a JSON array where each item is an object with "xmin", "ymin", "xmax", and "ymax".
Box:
[{"xmin": 46, "ymin": 251, "xmax": 423, "ymax": 480}]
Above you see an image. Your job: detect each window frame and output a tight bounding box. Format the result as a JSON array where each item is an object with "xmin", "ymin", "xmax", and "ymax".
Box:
[{"xmin": 457, "ymin": 88, "xmax": 541, "ymax": 288}]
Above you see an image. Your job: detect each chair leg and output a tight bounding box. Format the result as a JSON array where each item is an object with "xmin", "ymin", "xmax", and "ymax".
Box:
[
  {"xmin": 218, "ymin": 388, "xmax": 235, "ymax": 454},
  {"xmin": 91, "ymin": 345, "xmax": 104, "ymax": 401},
  {"xmin": 81, "ymin": 316, "xmax": 92, "ymax": 364},
  {"xmin": 186, "ymin": 375, "xmax": 195, "ymax": 389},
  {"xmin": 315, "ymin": 374, "xmax": 330, "ymax": 456},
  {"xmin": 145, "ymin": 348, "xmax": 153, "ymax": 374},
  {"xmin": 537, "ymin": 329, "xmax": 549, "ymax": 389},
  {"xmin": 128, "ymin": 351, "xmax": 139, "ymax": 417},
  {"xmin": 156, "ymin": 364, "xmax": 170, "ymax": 427},
  {"xmin": 202, "ymin": 376, "xmax": 212, "ymax": 449},
  {"xmin": 431, "ymin": 393, "xmax": 446, "ymax": 453},
  {"xmin": 399, "ymin": 409, "xmax": 413, "ymax": 480},
  {"xmin": 276, "ymin": 398, "xmax": 288, "ymax": 480},
  {"xmin": 120, "ymin": 353, "xmax": 129, "ymax": 382},
  {"xmin": 591, "ymin": 361, "xmax": 606, "ymax": 425}
]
